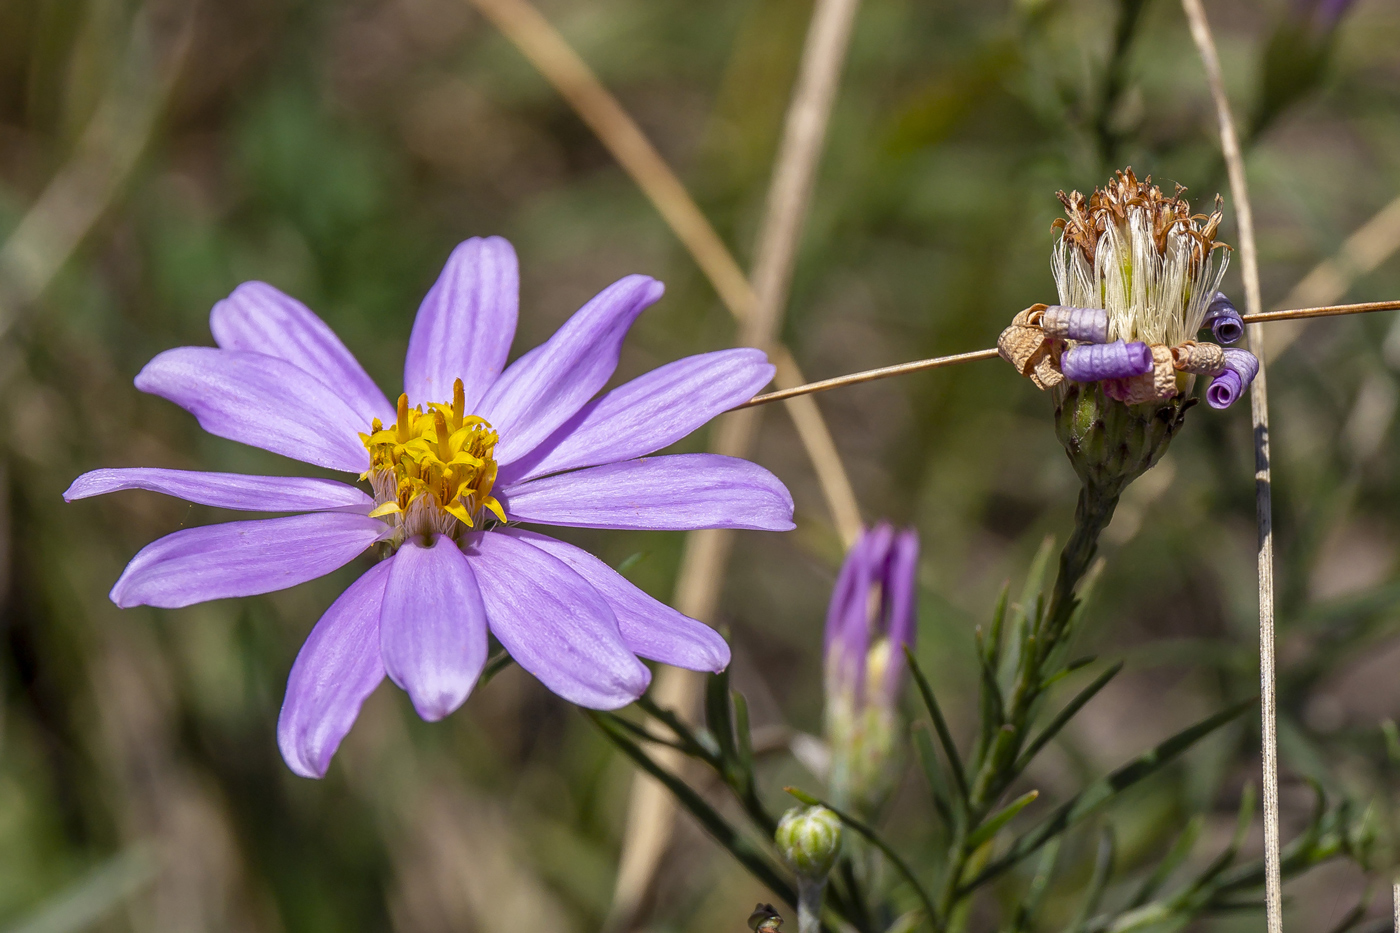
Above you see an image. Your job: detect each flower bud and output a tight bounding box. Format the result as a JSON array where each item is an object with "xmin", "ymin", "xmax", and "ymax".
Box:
[
  {"xmin": 775, "ymin": 806, "xmax": 842, "ymax": 880},
  {"xmin": 824, "ymin": 523, "xmax": 918, "ymax": 814}
]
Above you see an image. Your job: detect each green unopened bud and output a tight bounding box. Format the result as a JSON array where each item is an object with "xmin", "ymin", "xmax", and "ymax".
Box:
[{"xmin": 775, "ymin": 805, "xmax": 842, "ymax": 879}]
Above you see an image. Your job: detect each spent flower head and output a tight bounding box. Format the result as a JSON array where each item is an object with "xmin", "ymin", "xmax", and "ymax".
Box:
[
  {"xmin": 66, "ymin": 237, "xmax": 795, "ymax": 778},
  {"xmin": 823, "ymin": 522, "xmax": 918, "ymax": 814}
]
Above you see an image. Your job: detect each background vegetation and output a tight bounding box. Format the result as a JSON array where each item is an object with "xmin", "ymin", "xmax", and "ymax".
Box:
[{"xmin": 1, "ymin": 0, "xmax": 1398, "ymax": 929}]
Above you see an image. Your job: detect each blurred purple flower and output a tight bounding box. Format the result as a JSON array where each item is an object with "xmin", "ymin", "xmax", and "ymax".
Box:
[
  {"xmin": 823, "ymin": 522, "xmax": 919, "ymax": 812},
  {"xmin": 1295, "ymin": 0, "xmax": 1358, "ymax": 29},
  {"xmin": 66, "ymin": 237, "xmax": 793, "ymax": 778}
]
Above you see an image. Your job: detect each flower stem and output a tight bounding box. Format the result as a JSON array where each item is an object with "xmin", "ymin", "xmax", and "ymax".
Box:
[{"xmin": 797, "ymin": 877, "xmax": 825, "ymax": 933}]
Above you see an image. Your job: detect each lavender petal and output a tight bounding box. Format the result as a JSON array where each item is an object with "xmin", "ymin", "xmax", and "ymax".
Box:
[
  {"xmin": 136, "ymin": 348, "xmax": 371, "ymax": 472},
  {"xmin": 109, "ymin": 513, "xmax": 390, "ymax": 609},
  {"xmin": 503, "ymin": 528, "xmax": 729, "ymax": 673},
  {"xmin": 1041, "ymin": 305, "xmax": 1108, "ymax": 343},
  {"xmin": 65, "ymin": 468, "xmax": 374, "ymax": 513},
  {"xmin": 1206, "ymin": 370, "xmax": 1243, "ymax": 409},
  {"xmin": 500, "ymin": 453, "xmax": 795, "ymax": 532},
  {"xmin": 277, "ymin": 560, "xmax": 391, "ymax": 778},
  {"xmin": 210, "ymin": 281, "xmax": 394, "ymax": 426},
  {"xmin": 379, "ymin": 536, "xmax": 489, "ymax": 721},
  {"xmin": 404, "ymin": 237, "xmax": 519, "ymax": 410},
  {"xmin": 1204, "ymin": 292, "xmax": 1244, "ymax": 345},
  {"xmin": 467, "ymin": 531, "xmax": 650, "ymax": 709},
  {"xmin": 881, "ymin": 529, "xmax": 920, "ymax": 699},
  {"xmin": 498, "ymin": 348, "xmax": 775, "ymax": 485},
  {"xmin": 1207, "ymin": 347, "xmax": 1260, "ymax": 409},
  {"xmin": 1061, "ymin": 341, "xmax": 1153, "ymax": 382},
  {"xmin": 478, "ymin": 275, "xmax": 664, "ymax": 465}
]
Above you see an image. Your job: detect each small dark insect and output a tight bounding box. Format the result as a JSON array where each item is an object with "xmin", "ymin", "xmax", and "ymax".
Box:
[{"xmin": 747, "ymin": 903, "xmax": 783, "ymax": 933}]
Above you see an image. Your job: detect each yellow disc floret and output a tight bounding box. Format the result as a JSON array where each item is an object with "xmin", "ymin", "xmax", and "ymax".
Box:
[{"xmin": 360, "ymin": 378, "xmax": 506, "ymax": 541}]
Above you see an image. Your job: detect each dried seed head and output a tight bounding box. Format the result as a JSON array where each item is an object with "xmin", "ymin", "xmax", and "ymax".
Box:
[{"xmin": 1052, "ymin": 168, "xmax": 1231, "ymax": 347}]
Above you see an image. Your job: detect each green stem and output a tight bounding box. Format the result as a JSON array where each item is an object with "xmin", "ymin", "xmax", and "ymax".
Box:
[
  {"xmin": 797, "ymin": 877, "xmax": 825, "ymax": 933},
  {"xmin": 941, "ymin": 480, "xmax": 1119, "ymax": 914}
]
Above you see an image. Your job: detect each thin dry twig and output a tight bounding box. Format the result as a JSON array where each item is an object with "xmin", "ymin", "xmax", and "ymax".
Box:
[
  {"xmin": 1181, "ymin": 2, "xmax": 1282, "ymax": 931},
  {"xmin": 602, "ymin": 0, "xmax": 864, "ymax": 924},
  {"xmin": 0, "ymin": 5, "xmax": 194, "ymax": 339},
  {"xmin": 734, "ymin": 300, "xmax": 1400, "ymax": 408},
  {"xmin": 1265, "ymin": 192, "xmax": 1400, "ymax": 360},
  {"xmin": 464, "ymin": 0, "xmax": 861, "ymax": 546}
]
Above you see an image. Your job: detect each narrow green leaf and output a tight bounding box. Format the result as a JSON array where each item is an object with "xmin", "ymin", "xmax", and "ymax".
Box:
[
  {"xmin": 605, "ymin": 713, "xmax": 690, "ymax": 751},
  {"xmin": 904, "ymin": 646, "xmax": 968, "ymax": 803},
  {"xmin": 911, "ymin": 723, "xmax": 953, "ymax": 826},
  {"xmin": 1007, "ymin": 838, "xmax": 1061, "ymax": 933},
  {"xmin": 783, "ymin": 788, "xmax": 940, "ymax": 932},
  {"xmin": 478, "ymin": 649, "xmax": 515, "ymax": 687},
  {"xmin": 1068, "ymin": 828, "xmax": 1115, "ymax": 933},
  {"xmin": 1020, "ymin": 535, "xmax": 1057, "ymax": 612},
  {"xmin": 706, "ymin": 667, "xmax": 738, "ymax": 769},
  {"xmin": 733, "ymin": 689, "xmax": 755, "ymax": 780},
  {"xmin": 1039, "ymin": 655, "xmax": 1097, "ymax": 691},
  {"xmin": 966, "ymin": 789, "xmax": 1039, "ymax": 850},
  {"xmin": 986, "ymin": 580, "xmax": 1011, "ymax": 669},
  {"xmin": 635, "ymin": 693, "xmax": 720, "ymax": 763},
  {"xmin": 1015, "ymin": 662, "xmax": 1124, "ymax": 771},
  {"xmin": 1381, "ymin": 719, "xmax": 1400, "ymax": 764},
  {"xmin": 590, "ymin": 712, "xmax": 798, "ymax": 909},
  {"xmin": 1126, "ymin": 814, "xmax": 1202, "ymax": 908},
  {"xmin": 961, "ymin": 698, "xmax": 1254, "ymax": 893}
]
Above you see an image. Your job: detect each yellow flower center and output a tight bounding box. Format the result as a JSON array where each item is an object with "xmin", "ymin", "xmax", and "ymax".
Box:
[{"xmin": 359, "ymin": 378, "xmax": 506, "ymax": 540}]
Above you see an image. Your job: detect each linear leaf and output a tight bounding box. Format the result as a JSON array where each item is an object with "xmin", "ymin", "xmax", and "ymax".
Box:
[
  {"xmin": 961, "ymin": 698, "xmax": 1254, "ymax": 893},
  {"xmin": 904, "ymin": 646, "xmax": 968, "ymax": 803},
  {"xmin": 911, "ymin": 723, "xmax": 953, "ymax": 826},
  {"xmin": 966, "ymin": 789, "xmax": 1039, "ymax": 850},
  {"xmin": 1015, "ymin": 662, "xmax": 1124, "ymax": 771},
  {"xmin": 590, "ymin": 712, "xmax": 797, "ymax": 909},
  {"xmin": 1127, "ymin": 814, "xmax": 1203, "ymax": 908},
  {"xmin": 784, "ymin": 787, "xmax": 940, "ymax": 932}
]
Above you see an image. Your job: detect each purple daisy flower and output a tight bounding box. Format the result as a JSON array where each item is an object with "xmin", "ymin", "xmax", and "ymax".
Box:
[{"xmin": 66, "ymin": 237, "xmax": 793, "ymax": 778}]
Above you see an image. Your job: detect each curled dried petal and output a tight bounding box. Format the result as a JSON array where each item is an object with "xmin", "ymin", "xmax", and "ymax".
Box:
[
  {"xmin": 1206, "ymin": 348, "xmax": 1260, "ymax": 409},
  {"xmin": 1203, "ymin": 292, "xmax": 1244, "ymax": 345},
  {"xmin": 1011, "ymin": 303, "xmax": 1049, "ymax": 327},
  {"xmin": 1061, "ymin": 340, "xmax": 1153, "ymax": 382},
  {"xmin": 1029, "ymin": 347, "xmax": 1064, "ymax": 390},
  {"xmin": 1170, "ymin": 340, "xmax": 1226, "ymax": 375},
  {"xmin": 1041, "ymin": 305, "xmax": 1108, "ymax": 343},
  {"xmin": 998, "ymin": 325, "xmax": 1049, "ymax": 375},
  {"xmin": 1114, "ymin": 344, "xmax": 1178, "ymax": 405}
]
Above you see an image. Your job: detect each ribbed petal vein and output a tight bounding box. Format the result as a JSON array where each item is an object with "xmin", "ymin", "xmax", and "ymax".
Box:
[
  {"xmin": 278, "ymin": 560, "xmax": 391, "ymax": 778},
  {"xmin": 478, "ymin": 275, "xmax": 664, "ymax": 465},
  {"xmin": 404, "ymin": 237, "xmax": 519, "ymax": 411},
  {"xmin": 467, "ymin": 531, "xmax": 650, "ymax": 709},
  {"xmin": 135, "ymin": 348, "xmax": 370, "ymax": 472},
  {"xmin": 501, "ymin": 453, "xmax": 795, "ymax": 531},
  {"xmin": 499, "ymin": 348, "xmax": 774, "ymax": 484},
  {"xmin": 210, "ymin": 281, "xmax": 394, "ymax": 426},
  {"xmin": 109, "ymin": 513, "xmax": 390, "ymax": 608},
  {"xmin": 379, "ymin": 536, "xmax": 489, "ymax": 721},
  {"xmin": 504, "ymin": 529, "xmax": 729, "ymax": 673},
  {"xmin": 65, "ymin": 468, "xmax": 373, "ymax": 513}
]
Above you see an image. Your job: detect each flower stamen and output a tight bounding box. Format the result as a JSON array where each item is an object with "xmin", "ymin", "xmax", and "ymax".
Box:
[{"xmin": 360, "ymin": 378, "xmax": 505, "ymax": 544}]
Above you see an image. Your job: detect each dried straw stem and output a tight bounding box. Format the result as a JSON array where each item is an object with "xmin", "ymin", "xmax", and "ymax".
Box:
[
  {"xmin": 1181, "ymin": 3, "xmax": 1282, "ymax": 932},
  {"xmin": 736, "ymin": 299, "xmax": 1400, "ymax": 409},
  {"xmin": 462, "ymin": 0, "xmax": 865, "ymax": 924},
  {"xmin": 465, "ymin": 0, "xmax": 860, "ymax": 546},
  {"xmin": 0, "ymin": 6, "xmax": 194, "ymax": 341}
]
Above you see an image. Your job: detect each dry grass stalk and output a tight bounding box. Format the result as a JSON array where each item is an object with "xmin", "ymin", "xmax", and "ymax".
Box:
[
  {"xmin": 464, "ymin": 0, "xmax": 861, "ymax": 546},
  {"xmin": 0, "ymin": 6, "xmax": 194, "ymax": 341},
  {"xmin": 1266, "ymin": 193, "xmax": 1400, "ymax": 360},
  {"xmin": 1181, "ymin": 2, "xmax": 1282, "ymax": 930},
  {"xmin": 460, "ymin": 0, "xmax": 868, "ymax": 924}
]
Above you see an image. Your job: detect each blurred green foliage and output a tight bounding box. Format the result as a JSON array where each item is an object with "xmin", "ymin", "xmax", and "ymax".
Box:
[{"xmin": 2, "ymin": 0, "xmax": 1399, "ymax": 930}]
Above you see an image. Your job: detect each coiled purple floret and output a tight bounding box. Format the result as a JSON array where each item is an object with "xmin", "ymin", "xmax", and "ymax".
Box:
[
  {"xmin": 1061, "ymin": 340, "xmax": 1153, "ymax": 382},
  {"xmin": 1206, "ymin": 348, "xmax": 1260, "ymax": 409},
  {"xmin": 1203, "ymin": 292, "xmax": 1244, "ymax": 345},
  {"xmin": 1042, "ymin": 305, "xmax": 1108, "ymax": 343}
]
